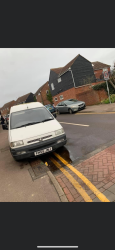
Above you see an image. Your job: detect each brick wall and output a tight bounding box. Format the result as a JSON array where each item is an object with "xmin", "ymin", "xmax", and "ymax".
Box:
[
  {"xmin": 36, "ymin": 82, "xmax": 50, "ymax": 105},
  {"xmin": 53, "ymin": 82, "xmax": 108, "ymax": 106},
  {"xmin": 75, "ymin": 83, "xmax": 108, "ymax": 105},
  {"xmin": 75, "ymin": 88, "xmax": 107, "ymax": 106},
  {"xmin": 94, "ymin": 67, "xmax": 110, "ymax": 79},
  {"xmin": 53, "ymin": 87, "xmax": 76, "ymax": 106}
]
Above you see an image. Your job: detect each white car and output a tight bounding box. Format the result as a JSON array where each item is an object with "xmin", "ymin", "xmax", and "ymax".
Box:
[{"xmin": 8, "ymin": 102, "xmax": 66, "ymax": 161}]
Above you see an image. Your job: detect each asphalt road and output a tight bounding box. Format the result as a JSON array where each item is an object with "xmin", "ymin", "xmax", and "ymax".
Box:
[{"xmin": 56, "ymin": 113, "xmax": 115, "ymax": 162}]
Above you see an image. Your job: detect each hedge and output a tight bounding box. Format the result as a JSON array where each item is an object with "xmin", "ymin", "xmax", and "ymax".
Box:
[{"xmin": 92, "ymin": 81, "xmax": 115, "ymax": 95}]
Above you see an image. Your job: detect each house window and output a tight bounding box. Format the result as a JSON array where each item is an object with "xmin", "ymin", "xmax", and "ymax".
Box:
[
  {"xmin": 58, "ymin": 77, "xmax": 61, "ymax": 83},
  {"xmin": 46, "ymin": 90, "xmax": 49, "ymax": 94},
  {"xmin": 60, "ymin": 95, "xmax": 63, "ymax": 100},
  {"xmin": 51, "ymin": 83, "xmax": 55, "ymax": 90},
  {"xmin": 38, "ymin": 93, "xmax": 40, "ymax": 96},
  {"xmin": 54, "ymin": 97, "xmax": 58, "ymax": 102}
]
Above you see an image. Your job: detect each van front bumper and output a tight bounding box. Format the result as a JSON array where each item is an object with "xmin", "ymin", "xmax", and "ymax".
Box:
[{"xmin": 10, "ymin": 134, "xmax": 67, "ymax": 160}]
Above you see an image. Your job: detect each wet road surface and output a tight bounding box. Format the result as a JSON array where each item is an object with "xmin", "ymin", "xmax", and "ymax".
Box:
[
  {"xmin": 30, "ymin": 112, "xmax": 115, "ymax": 176},
  {"xmin": 55, "ymin": 113, "xmax": 115, "ymax": 162}
]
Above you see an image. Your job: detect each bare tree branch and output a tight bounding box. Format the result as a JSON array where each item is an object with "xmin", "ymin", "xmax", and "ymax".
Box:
[{"xmin": 108, "ymin": 79, "xmax": 115, "ymax": 89}]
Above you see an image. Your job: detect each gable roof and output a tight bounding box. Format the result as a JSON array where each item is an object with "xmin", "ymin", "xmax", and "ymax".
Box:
[
  {"xmin": 15, "ymin": 93, "xmax": 32, "ymax": 105},
  {"xmin": 59, "ymin": 54, "xmax": 80, "ymax": 76},
  {"xmin": 92, "ymin": 61, "xmax": 111, "ymax": 70},
  {"xmin": 35, "ymin": 81, "xmax": 49, "ymax": 96},
  {"xmin": 50, "ymin": 67, "xmax": 63, "ymax": 75},
  {"xmin": 50, "ymin": 54, "xmax": 91, "ymax": 77},
  {"xmin": 2, "ymin": 100, "xmax": 16, "ymax": 109}
]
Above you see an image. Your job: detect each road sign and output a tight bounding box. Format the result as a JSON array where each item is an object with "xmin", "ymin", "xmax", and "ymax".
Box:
[
  {"xmin": 103, "ymin": 68, "xmax": 109, "ymax": 80},
  {"xmin": 103, "ymin": 68, "xmax": 111, "ymax": 103}
]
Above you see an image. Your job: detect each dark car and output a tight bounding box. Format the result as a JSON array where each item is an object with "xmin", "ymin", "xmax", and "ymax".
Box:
[
  {"xmin": 45, "ymin": 104, "xmax": 56, "ymax": 113},
  {"xmin": 45, "ymin": 104, "xmax": 57, "ymax": 118},
  {"xmin": 56, "ymin": 99, "xmax": 86, "ymax": 114}
]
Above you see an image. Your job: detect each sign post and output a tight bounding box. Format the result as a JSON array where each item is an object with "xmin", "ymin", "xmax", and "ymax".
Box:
[{"xmin": 103, "ymin": 68, "xmax": 111, "ymax": 104}]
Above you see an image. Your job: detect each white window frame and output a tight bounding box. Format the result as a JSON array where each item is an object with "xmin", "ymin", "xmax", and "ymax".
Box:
[
  {"xmin": 38, "ymin": 93, "xmax": 40, "ymax": 96},
  {"xmin": 54, "ymin": 97, "xmax": 58, "ymax": 102},
  {"xmin": 59, "ymin": 95, "xmax": 64, "ymax": 100},
  {"xmin": 51, "ymin": 83, "xmax": 55, "ymax": 90},
  {"xmin": 58, "ymin": 77, "xmax": 61, "ymax": 83},
  {"xmin": 46, "ymin": 90, "xmax": 49, "ymax": 94}
]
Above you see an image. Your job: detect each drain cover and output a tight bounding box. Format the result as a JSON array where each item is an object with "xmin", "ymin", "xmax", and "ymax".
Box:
[{"xmin": 29, "ymin": 158, "xmax": 49, "ymax": 180}]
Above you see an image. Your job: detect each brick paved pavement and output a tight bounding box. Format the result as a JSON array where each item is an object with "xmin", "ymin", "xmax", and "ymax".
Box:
[{"xmin": 56, "ymin": 144, "xmax": 115, "ymax": 202}]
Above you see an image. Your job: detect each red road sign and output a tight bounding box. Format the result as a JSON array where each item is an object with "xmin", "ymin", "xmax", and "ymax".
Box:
[{"xmin": 103, "ymin": 68, "xmax": 109, "ymax": 80}]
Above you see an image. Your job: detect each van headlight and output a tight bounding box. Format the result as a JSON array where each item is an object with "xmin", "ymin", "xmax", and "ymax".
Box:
[
  {"xmin": 10, "ymin": 140, "xmax": 24, "ymax": 147},
  {"xmin": 55, "ymin": 128, "xmax": 64, "ymax": 136}
]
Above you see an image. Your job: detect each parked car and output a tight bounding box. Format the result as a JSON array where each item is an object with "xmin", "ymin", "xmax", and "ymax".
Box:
[
  {"xmin": 5, "ymin": 114, "xmax": 9, "ymax": 125},
  {"xmin": 45, "ymin": 104, "xmax": 57, "ymax": 118},
  {"xmin": 45, "ymin": 104, "xmax": 56, "ymax": 113},
  {"xmin": 9, "ymin": 102, "xmax": 67, "ymax": 161},
  {"xmin": 56, "ymin": 99, "xmax": 86, "ymax": 114}
]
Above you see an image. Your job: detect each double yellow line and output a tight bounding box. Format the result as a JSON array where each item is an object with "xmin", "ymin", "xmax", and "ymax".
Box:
[
  {"xmin": 75, "ymin": 112, "xmax": 115, "ymax": 115},
  {"xmin": 50, "ymin": 152, "xmax": 110, "ymax": 202}
]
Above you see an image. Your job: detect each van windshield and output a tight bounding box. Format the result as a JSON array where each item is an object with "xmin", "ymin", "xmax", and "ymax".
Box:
[{"xmin": 10, "ymin": 107, "xmax": 54, "ymax": 129}]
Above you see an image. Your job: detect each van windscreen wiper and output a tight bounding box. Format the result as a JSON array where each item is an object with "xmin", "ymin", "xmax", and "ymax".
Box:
[
  {"xmin": 13, "ymin": 121, "xmax": 41, "ymax": 129},
  {"xmin": 41, "ymin": 118, "xmax": 54, "ymax": 123}
]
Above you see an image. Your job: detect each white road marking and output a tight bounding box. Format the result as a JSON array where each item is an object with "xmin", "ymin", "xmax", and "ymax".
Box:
[{"xmin": 59, "ymin": 122, "xmax": 89, "ymax": 127}]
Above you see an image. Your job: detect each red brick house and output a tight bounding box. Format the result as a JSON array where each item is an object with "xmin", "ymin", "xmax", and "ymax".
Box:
[
  {"xmin": 0, "ymin": 100, "xmax": 16, "ymax": 116},
  {"xmin": 92, "ymin": 61, "xmax": 111, "ymax": 81},
  {"xmin": 35, "ymin": 81, "xmax": 50, "ymax": 105},
  {"xmin": 48, "ymin": 54, "xmax": 108, "ymax": 106}
]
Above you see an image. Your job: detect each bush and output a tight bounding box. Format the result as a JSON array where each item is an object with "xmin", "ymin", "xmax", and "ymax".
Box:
[{"xmin": 101, "ymin": 94, "xmax": 115, "ymax": 104}]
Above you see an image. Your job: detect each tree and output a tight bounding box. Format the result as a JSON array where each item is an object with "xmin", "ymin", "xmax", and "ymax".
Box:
[
  {"xmin": 33, "ymin": 96, "xmax": 37, "ymax": 102},
  {"xmin": 46, "ymin": 89, "xmax": 53, "ymax": 104},
  {"xmin": 82, "ymin": 75, "xmax": 95, "ymax": 87}
]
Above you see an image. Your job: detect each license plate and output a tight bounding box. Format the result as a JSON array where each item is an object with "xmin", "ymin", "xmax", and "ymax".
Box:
[{"xmin": 34, "ymin": 147, "xmax": 52, "ymax": 156}]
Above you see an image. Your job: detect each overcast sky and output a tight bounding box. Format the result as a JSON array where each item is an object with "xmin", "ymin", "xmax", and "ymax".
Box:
[{"xmin": 0, "ymin": 48, "xmax": 115, "ymax": 107}]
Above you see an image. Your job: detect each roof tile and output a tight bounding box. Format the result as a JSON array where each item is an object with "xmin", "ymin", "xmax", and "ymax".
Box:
[
  {"xmin": 35, "ymin": 81, "xmax": 49, "ymax": 96},
  {"xmin": 15, "ymin": 93, "xmax": 31, "ymax": 105},
  {"xmin": 92, "ymin": 61, "xmax": 111, "ymax": 70}
]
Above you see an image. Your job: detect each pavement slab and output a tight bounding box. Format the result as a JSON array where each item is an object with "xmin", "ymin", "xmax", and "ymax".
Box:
[{"xmin": 55, "ymin": 143, "xmax": 115, "ymax": 202}]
